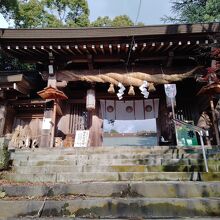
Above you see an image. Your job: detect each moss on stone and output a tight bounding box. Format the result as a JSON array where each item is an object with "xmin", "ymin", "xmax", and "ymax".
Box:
[
  {"xmin": 0, "ymin": 145, "xmax": 9, "ymax": 171},
  {"xmin": 111, "ymin": 165, "xmax": 145, "ymax": 172},
  {"xmin": 202, "ymin": 172, "xmax": 220, "ymax": 181}
]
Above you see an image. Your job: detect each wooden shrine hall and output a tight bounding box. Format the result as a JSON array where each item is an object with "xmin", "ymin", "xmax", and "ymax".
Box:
[{"xmin": 0, "ymin": 22, "xmax": 220, "ymax": 148}]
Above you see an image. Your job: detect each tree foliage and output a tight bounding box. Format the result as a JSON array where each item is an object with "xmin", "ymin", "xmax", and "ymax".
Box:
[
  {"xmin": 13, "ymin": 0, "xmax": 90, "ymax": 28},
  {"xmin": 90, "ymin": 16, "xmax": 112, "ymax": 27},
  {"xmin": 0, "ymin": 52, "xmax": 35, "ymax": 71},
  {"xmin": 163, "ymin": 0, "xmax": 220, "ymax": 23},
  {"xmin": 0, "ymin": 0, "xmax": 18, "ymax": 21},
  {"xmin": 91, "ymin": 15, "xmax": 144, "ymax": 27},
  {"xmin": 111, "ymin": 15, "xmax": 134, "ymax": 27}
]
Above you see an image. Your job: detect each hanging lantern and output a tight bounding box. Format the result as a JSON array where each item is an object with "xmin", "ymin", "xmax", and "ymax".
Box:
[
  {"xmin": 86, "ymin": 89, "xmax": 96, "ymax": 111},
  {"xmin": 108, "ymin": 83, "xmax": 115, "ymax": 94},
  {"xmin": 128, "ymin": 85, "xmax": 135, "ymax": 95}
]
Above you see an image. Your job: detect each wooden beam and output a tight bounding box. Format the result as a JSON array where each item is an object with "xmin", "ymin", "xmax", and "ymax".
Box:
[
  {"xmin": 100, "ymin": 45, "xmax": 104, "ymax": 54},
  {"xmin": 160, "ymin": 42, "xmax": 173, "ymax": 53},
  {"xmin": 83, "ymin": 45, "xmax": 90, "ymax": 54},
  {"xmin": 20, "ymin": 46, "xmax": 39, "ymax": 57},
  {"xmin": 135, "ymin": 55, "xmax": 190, "ymax": 62},
  {"xmin": 56, "ymin": 102, "xmax": 63, "ymax": 116},
  {"xmin": 24, "ymin": 46, "xmax": 44, "ymax": 56},
  {"xmin": 6, "ymin": 47, "xmax": 26, "ymax": 56},
  {"xmin": 66, "ymin": 45, "xmax": 75, "ymax": 55},
  {"xmin": 125, "ymin": 44, "xmax": 129, "ymax": 53},
  {"xmin": 11, "ymin": 99, "xmax": 45, "ymax": 105},
  {"xmin": 144, "ymin": 42, "xmax": 156, "ymax": 53},
  {"xmin": 109, "ymin": 44, "xmax": 112, "ymax": 54},
  {"xmin": 91, "ymin": 45, "xmax": 97, "ymax": 54},
  {"xmin": 74, "ymin": 45, "xmax": 83, "ymax": 55},
  {"xmin": 40, "ymin": 45, "xmax": 50, "ymax": 53},
  {"xmin": 94, "ymin": 58, "xmax": 125, "ymax": 63},
  {"xmin": 166, "ymin": 51, "xmax": 174, "ymax": 67},
  {"xmin": 32, "ymin": 46, "xmax": 47, "ymax": 55},
  {"xmin": 13, "ymin": 83, "xmax": 29, "ymax": 94},
  {"xmin": 140, "ymin": 43, "xmax": 147, "ymax": 52},
  {"xmin": 117, "ymin": 44, "xmax": 120, "ymax": 53},
  {"xmin": 153, "ymin": 42, "xmax": 165, "ymax": 53},
  {"xmin": 57, "ymin": 45, "xmax": 69, "ymax": 55},
  {"xmin": 87, "ymin": 55, "xmax": 94, "ymax": 70},
  {"xmin": 48, "ymin": 45, "xmax": 59, "ymax": 55}
]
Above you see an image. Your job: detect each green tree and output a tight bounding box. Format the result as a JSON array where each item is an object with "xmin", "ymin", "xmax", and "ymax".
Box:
[
  {"xmin": 112, "ymin": 15, "xmax": 134, "ymax": 27},
  {"xmin": 14, "ymin": 0, "xmax": 89, "ymax": 28},
  {"xmin": 14, "ymin": 0, "xmax": 48, "ymax": 28},
  {"xmin": 91, "ymin": 15, "xmax": 140, "ymax": 27},
  {"xmin": 0, "ymin": 0, "xmax": 18, "ymax": 21},
  {"xmin": 0, "ymin": 52, "xmax": 35, "ymax": 71},
  {"xmin": 163, "ymin": 0, "xmax": 220, "ymax": 23},
  {"xmin": 44, "ymin": 0, "xmax": 90, "ymax": 27},
  {"xmin": 90, "ymin": 16, "xmax": 112, "ymax": 27}
]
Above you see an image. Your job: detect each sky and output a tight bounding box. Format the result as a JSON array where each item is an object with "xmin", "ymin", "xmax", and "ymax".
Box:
[
  {"xmin": 0, "ymin": 0, "xmax": 173, "ymax": 28},
  {"xmin": 88, "ymin": 0, "xmax": 172, "ymax": 24}
]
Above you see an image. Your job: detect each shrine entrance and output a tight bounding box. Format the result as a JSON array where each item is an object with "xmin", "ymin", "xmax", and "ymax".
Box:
[{"xmin": 100, "ymin": 99, "xmax": 159, "ymax": 146}]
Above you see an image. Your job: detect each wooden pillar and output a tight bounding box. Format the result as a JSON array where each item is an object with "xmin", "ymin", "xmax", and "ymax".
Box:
[
  {"xmin": 159, "ymin": 94, "xmax": 172, "ymax": 141},
  {"xmin": 40, "ymin": 52, "xmax": 57, "ymax": 147},
  {"xmin": 210, "ymin": 97, "xmax": 220, "ymax": 145},
  {"xmin": 210, "ymin": 54, "xmax": 220, "ymax": 145},
  {"xmin": 0, "ymin": 104, "xmax": 7, "ymax": 136},
  {"xmin": 3, "ymin": 105, "xmax": 15, "ymax": 135},
  {"xmin": 88, "ymin": 102, "xmax": 103, "ymax": 147},
  {"xmin": 156, "ymin": 118, "xmax": 161, "ymax": 145},
  {"xmin": 40, "ymin": 101, "xmax": 54, "ymax": 148},
  {"xmin": 50, "ymin": 100, "xmax": 57, "ymax": 148}
]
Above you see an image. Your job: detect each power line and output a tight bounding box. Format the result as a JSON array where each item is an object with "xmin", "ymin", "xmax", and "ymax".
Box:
[
  {"xmin": 126, "ymin": 0, "xmax": 142, "ymax": 67},
  {"xmin": 135, "ymin": 0, "xmax": 142, "ymax": 24}
]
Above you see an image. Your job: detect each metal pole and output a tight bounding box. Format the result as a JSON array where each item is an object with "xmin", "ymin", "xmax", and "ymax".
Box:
[
  {"xmin": 199, "ymin": 131, "xmax": 209, "ymax": 172},
  {"xmin": 171, "ymin": 98, "xmax": 178, "ymax": 145}
]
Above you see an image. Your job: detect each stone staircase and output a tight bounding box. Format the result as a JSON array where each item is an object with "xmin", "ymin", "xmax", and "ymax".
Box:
[{"xmin": 0, "ymin": 146, "xmax": 220, "ymax": 219}]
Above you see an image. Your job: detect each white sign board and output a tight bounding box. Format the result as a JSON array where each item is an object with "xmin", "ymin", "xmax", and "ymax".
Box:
[
  {"xmin": 74, "ymin": 130, "xmax": 90, "ymax": 147},
  {"xmin": 42, "ymin": 118, "xmax": 51, "ymax": 130},
  {"xmin": 164, "ymin": 84, "xmax": 177, "ymax": 98}
]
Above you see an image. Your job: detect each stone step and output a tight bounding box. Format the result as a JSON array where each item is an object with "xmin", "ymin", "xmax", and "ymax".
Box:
[
  {"xmin": 10, "ymin": 146, "xmax": 215, "ymax": 156},
  {"xmin": 13, "ymin": 158, "xmax": 219, "ymax": 169},
  {"xmin": 4, "ymin": 172, "xmax": 220, "ymax": 183},
  {"xmin": 10, "ymin": 146, "xmax": 170, "ymax": 154},
  {"xmin": 1, "ymin": 198, "xmax": 220, "ymax": 219},
  {"xmin": 13, "ymin": 163, "xmax": 220, "ymax": 174},
  {"xmin": 4, "ymin": 171, "xmax": 194, "ymax": 183},
  {"xmin": 15, "ymin": 158, "xmax": 162, "ymax": 166},
  {"xmin": 5, "ymin": 218, "xmax": 220, "ymax": 220},
  {"xmin": 11, "ymin": 152, "xmax": 181, "ymax": 161},
  {"xmin": 1, "ymin": 181, "xmax": 220, "ymax": 198}
]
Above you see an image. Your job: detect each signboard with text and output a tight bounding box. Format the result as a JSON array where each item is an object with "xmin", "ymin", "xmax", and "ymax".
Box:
[
  {"xmin": 74, "ymin": 130, "xmax": 90, "ymax": 147},
  {"xmin": 164, "ymin": 84, "xmax": 177, "ymax": 98}
]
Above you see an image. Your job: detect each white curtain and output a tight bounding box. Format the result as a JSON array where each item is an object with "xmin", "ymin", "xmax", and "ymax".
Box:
[
  {"xmin": 116, "ymin": 100, "xmax": 135, "ymax": 120},
  {"xmin": 100, "ymin": 99, "xmax": 159, "ymax": 120}
]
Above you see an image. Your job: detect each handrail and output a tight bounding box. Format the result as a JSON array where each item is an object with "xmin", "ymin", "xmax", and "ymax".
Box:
[{"xmin": 173, "ymin": 118, "xmax": 209, "ymax": 172}]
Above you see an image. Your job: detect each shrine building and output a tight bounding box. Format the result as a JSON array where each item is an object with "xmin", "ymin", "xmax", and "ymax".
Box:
[{"xmin": 0, "ymin": 22, "xmax": 220, "ymax": 148}]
